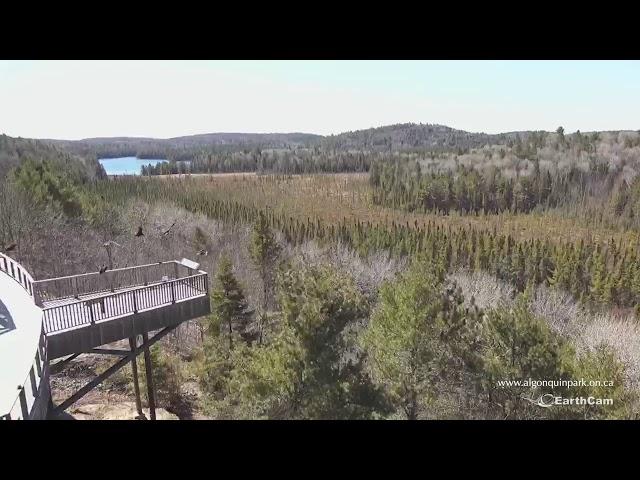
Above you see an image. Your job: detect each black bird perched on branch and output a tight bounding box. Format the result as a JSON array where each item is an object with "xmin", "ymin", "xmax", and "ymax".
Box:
[
  {"xmin": 135, "ymin": 226, "xmax": 144, "ymax": 237},
  {"xmin": 3, "ymin": 243, "xmax": 17, "ymax": 252},
  {"xmin": 99, "ymin": 265, "xmax": 108, "ymax": 274}
]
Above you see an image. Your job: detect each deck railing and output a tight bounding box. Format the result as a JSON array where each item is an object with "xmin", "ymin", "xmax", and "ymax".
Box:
[
  {"xmin": 32, "ymin": 260, "xmax": 197, "ymax": 306},
  {"xmin": 0, "ymin": 252, "xmax": 35, "ymax": 298},
  {"xmin": 42, "ymin": 272, "xmax": 208, "ymax": 334}
]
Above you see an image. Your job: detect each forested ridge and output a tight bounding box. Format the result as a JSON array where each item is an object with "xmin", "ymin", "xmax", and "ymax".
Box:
[{"xmin": 49, "ymin": 123, "xmax": 640, "ymax": 178}]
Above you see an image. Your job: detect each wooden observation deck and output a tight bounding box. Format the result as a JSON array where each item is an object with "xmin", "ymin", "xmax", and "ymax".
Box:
[
  {"xmin": 34, "ymin": 260, "xmax": 210, "ymax": 359},
  {"xmin": 2, "ymin": 255, "xmax": 211, "ymax": 420}
]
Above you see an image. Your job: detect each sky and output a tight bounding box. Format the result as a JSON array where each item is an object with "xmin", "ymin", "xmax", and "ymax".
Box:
[{"xmin": 0, "ymin": 60, "xmax": 638, "ymax": 140}]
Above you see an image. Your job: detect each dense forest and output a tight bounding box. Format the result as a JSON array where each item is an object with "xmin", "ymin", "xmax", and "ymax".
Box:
[
  {"xmin": 2, "ymin": 124, "xmax": 640, "ymax": 420},
  {"xmin": 0, "ymin": 135, "xmax": 106, "ymax": 249},
  {"xmin": 141, "ymin": 149, "xmax": 374, "ymax": 175},
  {"xmin": 370, "ymin": 157, "xmax": 614, "ymax": 215},
  {"xmin": 86, "ymin": 174, "xmax": 640, "ymax": 312},
  {"xmin": 0, "ymin": 134, "xmax": 105, "ymax": 180}
]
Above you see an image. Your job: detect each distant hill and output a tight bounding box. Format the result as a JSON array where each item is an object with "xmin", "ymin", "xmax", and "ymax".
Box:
[
  {"xmin": 48, "ymin": 132, "xmax": 321, "ymax": 150},
  {"xmin": 165, "ymin": 132, "xmax": 323, "ymax": 146},
  {"xmin": 44, "ymin": 132, "xmax": 324, "ymax": 161},
  {"xmin": 46, "ymin": 124, "xmax": 515, "ymax": 154},
  {"xmin": 320, "ymin": 123, "xmax": 519, "ymax": 152},
  {"xmin": 35, "ymin": 123, "xmax": 640, "ymax": 162}
]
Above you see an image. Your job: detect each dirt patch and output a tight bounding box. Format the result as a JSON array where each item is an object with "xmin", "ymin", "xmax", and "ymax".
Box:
[{"xmin": 67, "ymin": 402, "xmax": 179, "ymax": 420}]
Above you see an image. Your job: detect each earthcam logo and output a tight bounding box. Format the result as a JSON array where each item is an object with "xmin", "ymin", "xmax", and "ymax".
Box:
[{"xmin": 522, "ymin": 393, "xmax": 613, "ymax": 407}]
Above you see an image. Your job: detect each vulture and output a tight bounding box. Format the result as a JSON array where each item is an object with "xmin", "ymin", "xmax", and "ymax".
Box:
[
  {"xmin": 135, "ymin": 227, "xmax": 144, "ymax": 237},
  {"xmin": 99, "ymin": 265, "xmax": 108, "ymax": 274},
  {"xmin": 197, "ymin": 249, "xmax": 208, "ymax": 256}
]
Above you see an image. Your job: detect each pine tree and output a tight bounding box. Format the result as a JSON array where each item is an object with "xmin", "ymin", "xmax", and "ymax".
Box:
[
  {"xmin": 249, "ymin": 211, "xmax": 281, "ymax": 343},
  {"xmin": 227, "ymin": 264, "xmax": 389, "ymax": 419},
  {"xmin": 362, "ymin": 259, "xmax": 482, "ymax": 419},
  {"xmin": 478, "ymin": 293, "xmax": 574, "ymax": 419},
  {"xmin": 589, "ymin": 248, "xmax": 609, "ymax": 306},
  {"xmin": 210, "ymin": 255, "xmax": 252, "ymax": 350}
]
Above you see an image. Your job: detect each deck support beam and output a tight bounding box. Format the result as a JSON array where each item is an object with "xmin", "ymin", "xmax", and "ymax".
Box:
[
  {"xmin": 51, "ymin": 326, "xmax": 176, "ymax": 417},
  {"xmin": 90, "ymin": 348, "xmax": 129, "ymax": 356},
  {"xmin": 142, "ymin": 331, "xmax": 156, "ymax": 420},
  {"xmin": 129, "ymin": 336, "xmax": 143, "ymax": 418},
  {"xmin": 50, "ymin": 352, "xmax": 81, "ymax": 375}
]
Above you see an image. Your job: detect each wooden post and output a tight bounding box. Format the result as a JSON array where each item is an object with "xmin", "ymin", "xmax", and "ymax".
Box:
[
  {"xmin": 35, "ymin": 350, "xmax": 43, "ymax": 378},
  {"xmin": 106, "ymin": 244, "xmax": 113, "ymax": 270},
  {"xmin": 39, "ymin": 336, "xmax": 47, "ymax": 364},
  {"xmin": 18, "ymin": 386, "xmax": 29, "ymax": 419},
  {"xmin": 141, "ymin": 332, "xmax": 156, "ymax": 420},
  {"xmin": 33, "ymin": 286, "xmax": 42, "ymax": 307},
  {"xmin": 29, "ymin": 369, "xmax": 38, "ymax": 399},
  {"xmin": 128, "ymin": 336, "xmax": 144, "ymax": 418}
]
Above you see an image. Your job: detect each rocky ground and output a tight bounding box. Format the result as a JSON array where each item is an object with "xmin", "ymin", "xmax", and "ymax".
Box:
[{"xmin": 58, "ymin": 402, "xmax": 178, "ymax": 420}]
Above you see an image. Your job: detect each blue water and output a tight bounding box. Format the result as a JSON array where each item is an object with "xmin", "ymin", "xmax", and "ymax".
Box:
[{"xmin": 99, "ymin": 157, "xmax": 168, "ymax": 175}]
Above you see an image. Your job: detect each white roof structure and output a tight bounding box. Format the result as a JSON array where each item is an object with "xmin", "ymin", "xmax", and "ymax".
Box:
[{"xmin": 0, "ymin": 263, "xmax": 43, "ymax": 417}]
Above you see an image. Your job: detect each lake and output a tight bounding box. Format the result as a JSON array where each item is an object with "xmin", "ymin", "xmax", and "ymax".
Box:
[{"xmin": 98, "ymin": 157, "xmax": 168, "ymax": 175}]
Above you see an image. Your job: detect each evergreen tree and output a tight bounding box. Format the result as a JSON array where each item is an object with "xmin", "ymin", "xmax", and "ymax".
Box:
[
  {"xmin": 477, "ymin": 293, "xmax": 574, "ymax": 419},
  {"xmin": 249, "ymin": 211, "xmax": 281, "ymax": 343},
  {"xmin": 227, "ymin": 264, "xmax": 389, "ymax": 419},
  {"xmin": 567, "ymin": 345, "xmax": 633, "ymax": 419},
  {"xmin": 362, "ymin": 259, "xmax": 482, "ymax": 419},
  {"xmin": 200, "ymin": 255, "xmax": 253, "ymax": 406},
  {"xmin": 209, "ymin": 255, "xmax": 252, "ymax": 349}
]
